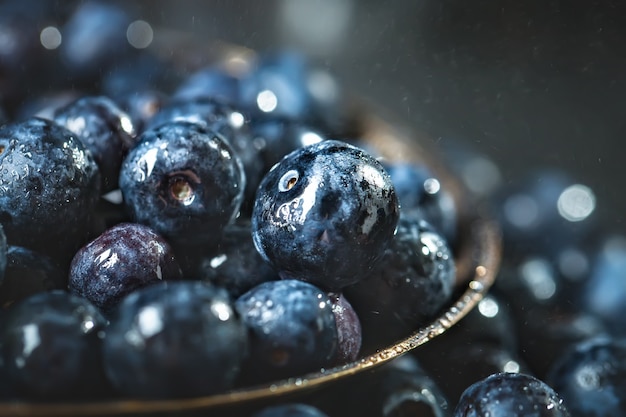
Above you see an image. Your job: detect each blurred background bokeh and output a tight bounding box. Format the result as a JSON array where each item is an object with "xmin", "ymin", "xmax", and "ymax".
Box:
[
  {"xmin": 2, "ymin": 0, "xmax": 624, "ymax": 231},
  {"xmin": 131, "ymin": 0, "xmax": 625, "ymax": 232}
]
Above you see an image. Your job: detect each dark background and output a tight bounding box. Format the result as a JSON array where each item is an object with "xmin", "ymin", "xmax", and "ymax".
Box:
[{"xmin": 138, "ymin": 0, "xmax": 625, "ymax": 233}]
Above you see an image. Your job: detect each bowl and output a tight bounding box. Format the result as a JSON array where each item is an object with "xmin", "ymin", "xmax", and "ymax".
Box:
[{"xmin": 0, "ymin": 35, "xmax": 501, "ymax": 417}]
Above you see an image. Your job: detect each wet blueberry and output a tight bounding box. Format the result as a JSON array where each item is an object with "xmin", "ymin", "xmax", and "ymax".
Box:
[
  {"xmin": 144, "ymin": 98, "xmax": 264, "ymax": 214},
  {"xmin": 454, "ymin": 373, "xmax": 571, "ymax": 417},
  {"xmin": 102, "ymin": 281, "xmax": 248, "ymax": 398},
  {"xmin": 53, "ymin": 95, "xmax": 137, "ymax": 192},
  {"xmin": 252, "ymin": 139, "xmax": 399, "ymax": 291},
  {"xmin": 68, "ymin": 222, "xmax": 183, "ymax": 313},
  {"xmin": 0, "ymin": 246, "xmax": 67, "ymax": 308},
  {"xmin": 376, "ymin": 356, "xmax": 451, "ymax": 417},
  {"xmin": 0, "ymin": 117, "xmax": 101, "ymax": 262},
  {"xmin": 345, "ymin": 216, "xmax": 455, "ymax": 350},
  {"xmin": 119, "ymin": 121, "xmax": 245, "ymax": 246},
  {"xmin": 238, "ymin": 50, "xmax": 348, "ymax": 131},
  {"xmin": 113, "ymin": 89, "xmax": 168, "ymax": 135},
  {"xmin": 235, "ymin": 279, "xmax": 338, "ymax": 383},
  {"xmin": 0, "ymin": 290, "xmax": 110, "ymax": 400},
  {"xmin": 193, "ymin": 222, "xmax": 280, "ymax": 299},
  {"xmin": 249, "ymin": 118, "xmax": 327, "ymax": 175},
  {"xmin": 385, "ymin": 161, "xmax": 458, "ymax": 244},
  {"xmin": 329, "ymin": 292, "xmax": 362, "ymax": 364},
  {"xmin": 546, "ymin": 337, "xmax": 626, "ymax": 417}
]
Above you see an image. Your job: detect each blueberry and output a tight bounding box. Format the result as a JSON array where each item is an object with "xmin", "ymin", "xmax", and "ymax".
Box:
[
  {"xmin": 102, "ymin": 281, "xmax": 248, "ymax": 398},
  {"xmin": 0, "ymin": 245, "xmax": 67, "ymax": 308},
  {"xmin": 235, "ymin": 279, "xmax": 338, "ymax": 382},
  {"xmin": 0, "ymin": 290, "xmax": 110, "ymax": 400},
  {"xmin": 238, "ymin": 50, "xmax": 348, "ymax": 131},
  {"xmin": 119, "ymin": 121, "xmax": 245, "ymax": 246},
  {"xmin": 68, "ymin": 222, "xmax": 183, "ymax": 312},
  {"xmin": 328, "ymin": 292, "xmax": 362, "ymax": 364},
  {"xmin": 546, "ymin": 337, "xmax": 626, "ymax": 417},
  {"xmin": 171, "ymin": 65, "xmax": 242, "ymax": 105},
  {"xmin": 238, "ymin": 51, "xmax": 315, "ymax": 122},
  {"xmin": 417, "ymin": 343, "xmax": 531, "ymax": 404},
  {"xmin": 192, "ymin": 222, "xmax": 280, "ymax": 299},
  {"xmin": 144, "ymin": 98, "xmax": 264, "ymax": 213},
  {"xmin": 249, "ymin": 118, "xmax": 327, "ymax": 175},
  {"xmin": 376, "ymin": 356, "xmax": 451, "ymax": 417},
  {"xmin": 0, "ymin": 117, "xmax": 101, "ymax": 261},
  {"xmin": 252, "ymin": 139, "xmax": 399, "ymax": 291},
  {"xmin": 454, "ymin": 373, "xmax": 571, "ymax": 417},
  {"xmin": 345, "ymin": 216, "xmax": 455, "ymax": 350},
  {"xmin": 384, "ymin": 161, "xmax": 458, "ymax": 244},
  {"xmin": 113, "ymin": 89, "xmax": 168, "ymax": 135},
  {"xmin": 251, "ymin": 403, "xmax": 330, "ymax": 417},
  {"xmin": 53, "ymin": 95, "xmax": 137, "ymax": 192}
]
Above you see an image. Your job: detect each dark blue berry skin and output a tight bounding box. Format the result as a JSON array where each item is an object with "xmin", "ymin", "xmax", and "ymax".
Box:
[
  {"xmin": 194, "ymin": 222, "xmax": 280, "ymax": 299},
  {"xmin": 249, "ymin": 118, "xmax": 327, "ymax": 175},
  {"xmin": 546, "ymin": 337, "xmax": 626, "ymax": 417},
  {"xmin": 417, "ymin": 342, "xmax": 532, "ymax": 404},
  {"xmin": 54, "ymin": 96, "xmax": 137, "ymax": 192},
  {"xmin": 113, "ymin": 89, "xmax": 168, "ymax": 135},
  {"xmin": 119, "ymin": 121, "xmax": 245, "ymax": 246},
  {"xmin": 252, "ymin": 139, "xmax": 399, "ymax": 291},
  {"xmin": 0, "ymin": 290, "xmax": 110, "ymax": 400},
  {"xmin": 251, "ymin": 403, "xmax": 330, "ymax": 417},
  {"xmin": 345, "ymin": 216, "xmax": 455, "ymax": 350},
  {"xmin": 68, "ymin": 223, "xmax": 183, "ymax": 313},
  {"xmin": 0, "ymin": 246, "xmax": 67, "ymax": 308},
  {"xmin": 172, "ymin": 66, "xmax": 242, "ymax": 105},
  {"xmin": 239, "ymin": 51, "xmax": 313, "ymax": 122},
  {"xmin": 235, "ymin": 279, "xmax": 338, "ymax": 383},
  {"xmin": 385, "ymin": 161, "xmax": 458, "ymax": 244},
  {"xmin": 329, "ymin": 292, "xmax": 362, "ymax": 364},
  {"xmin": 144, "ymin": 98, "xmax": 264, "ymax": 213},
  {"xmin": 0, "ymin": 117, "xmax": 101, "ymax": 261},
  {"xmin": 454, "ymin": 373, "xmax": 571, "ymax": 417},
  {"xmin": 102, "ymin": 281, "xmax": 248, "ymax": 398},
  {"xmin": 238, "ymin": 51, "xmax": 348, "ymax": 132}
]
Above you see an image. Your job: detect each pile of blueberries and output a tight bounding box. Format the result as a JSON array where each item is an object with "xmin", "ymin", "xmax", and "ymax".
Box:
[{"xmin": 1, "ymin": 1, "xmax": 625, "ymax": 417}]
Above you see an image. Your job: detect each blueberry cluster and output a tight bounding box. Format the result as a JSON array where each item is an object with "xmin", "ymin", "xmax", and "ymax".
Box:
[
  {"xmin": 2, "ymin": 2, "xmax": 623, "ymax": 417},
  {"xmin": 0, "ymin": 0, "xmax": 459, "ymax": 410}
]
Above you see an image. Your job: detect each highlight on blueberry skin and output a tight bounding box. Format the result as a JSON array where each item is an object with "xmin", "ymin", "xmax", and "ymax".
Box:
[
  {"xmin": 68, "ymin": 222, "xmax": 183, "ymax": 312},
  {"xmin": 454, "ymin": 372, "xmax": 571, "ymax": 417},
  {"xmin": 251, "ymin": 139, "xmax": 399, "ymax": 291},
  {"xmin": 0, "ymin": 117, "xmax": 101, "ymax": 261},
  {"xmin": 0, "ymin": 291, "xmax": 110, "ymax": 400},
  {"xmin": 118, "ymin": 120, "xmax": 245, "ymax": 247},
  {"xmin": 235, "ymin": 279, "xmax": 338, "ymax": 383}
]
